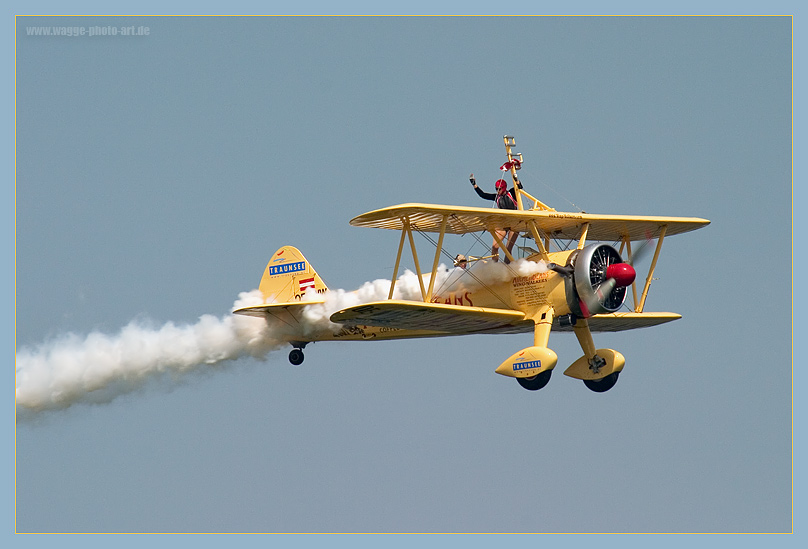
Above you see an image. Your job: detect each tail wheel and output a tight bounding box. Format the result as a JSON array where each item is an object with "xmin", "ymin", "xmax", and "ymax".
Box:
[
  {"xmin": 583, "ymin": 371, "xmax": 619, "ymax": 393},
  {"xmin": 289, "ymin": 348, "xmax": 305, "ymax": 366},
  {"xmin": 516, "ymin": 369, "xmax": 552, "ymax": 391}
]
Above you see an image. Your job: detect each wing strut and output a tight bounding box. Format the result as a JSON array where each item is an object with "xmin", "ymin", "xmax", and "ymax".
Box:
[
  {"xmin": 425, "ymin": 215, "xmax": 448, "ymax": 302},
  {"xmin": 527, "ymin": 220, "xmax": 551, "ymax": 261},
  {"xmin": 405, "ymin": 218, "xmax": 427, "ymax": 300},
  {"xmin": 621, "ymin": 237, "xmax": 640, "ymax": 310},
  {"xmin": 387, "ymin": 215, "xmax": 449, "ymax": 303},
  {"xmin": 637, "ymin": 224, "xmax": 667, "ymax": 312},
  {"xmin": 388, "ymin": 224, "xmax": 408, "ymax": 300},
  {"xmin": 577, "ymin": 223, "xmax": 590, "ymax": 250},
  {"xmin": 387, "ymin": 217, "xmax": 426, "ymax": 301},
  {"xmin": 488, "ymin": 229, "xmax": 516, "ymax": 264}
]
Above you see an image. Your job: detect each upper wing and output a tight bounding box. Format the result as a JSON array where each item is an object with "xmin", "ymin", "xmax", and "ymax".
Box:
[
  {"xmin": 349, "ymin": 203, "xmax": 709, "ymax": 241},
  {"xmin": 330, "ymin": 300, "xmax": 531, "ymax": 334}
]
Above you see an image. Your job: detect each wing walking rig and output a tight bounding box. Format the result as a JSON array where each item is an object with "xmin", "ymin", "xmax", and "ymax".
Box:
[{"xmin": 235, "ymin": 136, "xmax": 710, "ymax": 393}]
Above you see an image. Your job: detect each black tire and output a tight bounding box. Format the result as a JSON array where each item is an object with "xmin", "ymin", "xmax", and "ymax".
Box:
[
  {"xmin": 516, "ymin": 369, "xmax": 552, "ymax": 391},
  {"xmin": 583, "ymin": 371, "xmax": 619, "ymax": 393},
  {"xmin": 289, "ymin": 348, "xmax": 305, "ymax": 366}
]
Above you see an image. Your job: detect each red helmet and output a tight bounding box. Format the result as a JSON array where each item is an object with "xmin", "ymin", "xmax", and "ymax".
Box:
[{"xmin": 495, "ymin": 179, "xmax": 507, "ymax": 190}]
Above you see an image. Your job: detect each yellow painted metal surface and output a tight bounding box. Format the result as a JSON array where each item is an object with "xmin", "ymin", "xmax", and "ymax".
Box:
[
  {"xmin": 495, "ymin": 345, "xmax": 558, "ymax": 378},
  {"xmin": 567, "ymin": 312, "xmax": 682, "ymax": 333},
  {"xmin": 563, "ymin": 349, "xmax": 626, "ymax": 380},
  {"xmin": 257, "ymin": 245, "xmax": 328, "ymax": 304},
  {"xmin": 233, "ymin": 301, "xmax": 324, "ymax": 318},
  {"xmin": 330, "ymin": 300, "xmax": 529, "ymax": 333},
  {"xmin": 531, "ymin": 305, "xmax": 554, "ymax": 348},
  {"xmin": 234, "ymin": 242, "xmax": 685, "ymax": 354},
  {"xmin": 638, "ymin": 225, "xmax": 668, "ymax": 312},
  {"xmin": 349, "ymin": 203, "xmax": 710, "ymax": 241}
]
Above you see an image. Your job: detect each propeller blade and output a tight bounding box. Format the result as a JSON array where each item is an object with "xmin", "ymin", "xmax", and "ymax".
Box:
[
  {"xmin": 596, "ymin": 277, "xmax": 617, "ymax": 302},
  {"xmin": 626, "ymin": 236, "xmax": 655, "ymax": 267}
]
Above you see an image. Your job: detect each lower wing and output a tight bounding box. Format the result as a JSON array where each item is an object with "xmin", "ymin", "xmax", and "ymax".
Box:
[
  {"xmin": 330, "ymin": 300, "xmax": 531, "ymax": 334},
  {"xmin": 331, "ymin": 301, "xmax": 680, "ymax": 335},
  {"xmin": 237, "ymin": 300, "xmax": 679, "ymax": 336},
  {"xmin": 573, "ymin": 312, "xmax": 682, "ymax": 332}
]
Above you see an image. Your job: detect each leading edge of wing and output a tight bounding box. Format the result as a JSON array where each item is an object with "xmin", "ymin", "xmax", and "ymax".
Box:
[
  {"xmin": 349, "ymin": 203, "xmax": 710, "ymax": 240},
  {"xmin": 330, "ymin": 300, "xmax": 530, "ymax": 333}
]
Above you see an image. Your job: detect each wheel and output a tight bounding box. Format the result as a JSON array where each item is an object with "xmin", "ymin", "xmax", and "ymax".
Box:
[
  {"xmin": 516, "ymin": 369, "xmax": 552, "ymax": 391},
  {"xmin": 583, "ymin": 371, "xmax": 619, "ymax": 393},
  {"xmin": 289, "ymin": 348, "xmax": 304, "ymax": 366}
]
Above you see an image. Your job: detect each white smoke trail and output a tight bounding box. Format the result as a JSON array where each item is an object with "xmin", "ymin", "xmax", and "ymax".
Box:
[
  {"xmin": 15, "ymin": 291, "xmax": 277, "ymax": 421},
  {"xmin": 16, "ymin": 258, "xmax": 546, "ymax": 421}
]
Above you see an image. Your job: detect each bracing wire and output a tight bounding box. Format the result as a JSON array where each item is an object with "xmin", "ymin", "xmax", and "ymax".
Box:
[
  {"xmin": 412, "ymin": 214, "xmax": 552, "ymax": 312},
  {"xmin": 412, "ymin": 225, "xmax": 513, "ymax": 310}
]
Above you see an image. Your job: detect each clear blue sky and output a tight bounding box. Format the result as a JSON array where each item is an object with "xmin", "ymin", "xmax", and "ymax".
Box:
[{"xmin": 12, "ymin": 8, "xmax": 797, "ymax": 539}]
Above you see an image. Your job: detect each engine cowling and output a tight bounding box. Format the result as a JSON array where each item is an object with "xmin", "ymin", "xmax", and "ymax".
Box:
[{"xmin": 564, "ymin": 243, "xmax": 635, "ymax": 318}]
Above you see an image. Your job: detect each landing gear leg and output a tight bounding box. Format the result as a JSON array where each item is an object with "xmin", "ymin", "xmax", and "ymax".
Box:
[{"xmin": 515, "ymin": 305, "xmax": 555, "ymax": 391}]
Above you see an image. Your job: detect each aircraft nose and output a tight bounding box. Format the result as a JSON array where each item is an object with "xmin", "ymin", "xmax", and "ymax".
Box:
[{"xmin": 606, "ymin": 263, "xmax": 636, "ymax": 287}]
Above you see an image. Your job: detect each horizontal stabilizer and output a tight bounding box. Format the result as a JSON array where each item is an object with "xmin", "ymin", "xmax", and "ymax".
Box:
[
  {"xmin": 330, "ymin": 301, "xmax": 530, "ymax": 334},
  {"xmin": 233, "ymin": 300, "xmax": 324, "ymax": 318}
]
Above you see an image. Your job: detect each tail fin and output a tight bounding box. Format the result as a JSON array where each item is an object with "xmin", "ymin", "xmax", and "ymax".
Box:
[{"xmin": 258, "ymin": 246, "xmax": 329, "ymax": 304}]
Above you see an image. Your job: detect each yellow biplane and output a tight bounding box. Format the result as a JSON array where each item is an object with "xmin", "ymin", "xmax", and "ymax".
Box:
[{"xmin": 235, "ymin": 136, "xmax": 709, "ymax": 392}]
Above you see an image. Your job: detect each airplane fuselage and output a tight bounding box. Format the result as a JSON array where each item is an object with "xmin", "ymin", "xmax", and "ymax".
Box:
[{"xmin": 279, "ymin": 250, "xmax": 577, "ymax": 345}]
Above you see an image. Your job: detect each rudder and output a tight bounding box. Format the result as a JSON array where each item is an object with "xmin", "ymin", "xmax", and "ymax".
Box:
[{"xmin": 258, "ymin": 246, "xmax": 329, "ymax": 304}]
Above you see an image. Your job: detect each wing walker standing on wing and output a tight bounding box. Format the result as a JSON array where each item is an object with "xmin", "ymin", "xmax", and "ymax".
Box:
[
  {"xmin": 235, "ymin": 136, "xmax": 710, "ymax": 393},
  {"xmin": 468, "ymin": 138, "xmax": 527, "ymax": 263}
]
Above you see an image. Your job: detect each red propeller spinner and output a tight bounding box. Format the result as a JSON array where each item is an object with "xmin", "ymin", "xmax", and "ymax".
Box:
[{"xmin": 605, "ymin": 262, "xmax": 637, "ymax": 288}]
